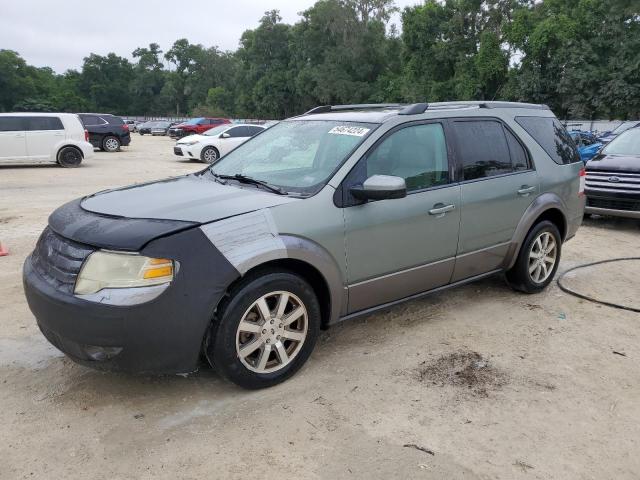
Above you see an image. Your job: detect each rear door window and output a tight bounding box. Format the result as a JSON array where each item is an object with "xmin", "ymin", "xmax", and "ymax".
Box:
[
  {"xmin": 0, "ymin": 117, "xmax": 25, "ymax": 131},
  {"xmin": 453, "ymin": 120, "xmax": 513, "ymax": 180},
  {"xmin": 515, "ymin": 116, "xmax": 580, "ymax": 164},
  {"xmin": 504, "ymin": 128, "xmax": 530, "ymax": 171},
  {"xmin": 26, "ymin": 117, "xmax": 64, "ymax": 131}
]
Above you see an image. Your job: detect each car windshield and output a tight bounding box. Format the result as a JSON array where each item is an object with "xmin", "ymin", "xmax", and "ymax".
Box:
[
  {"xmin": 611, "ymin": 121, "xmax": 639, "ymax": 135},
  {"xmin": 184, "ymin": 118, "xmax": 204, "ymax": 125},
  {"xmin": 203, "ymin": 125, "xmax": 231, "ymax": 137},
  {"xmin": 602, "ymin": 128, "xmax": 640, "ymax": 156},
  {"xmin": 209, "ymin": 120, "xmax": 377, "ymax": 195}
]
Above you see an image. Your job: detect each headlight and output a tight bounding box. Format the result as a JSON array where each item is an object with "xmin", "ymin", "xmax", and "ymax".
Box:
[
  {"xmin": 181, "ymin": 140, "xmax": 199, "ymax": 146},
  {"xmin": 74, "ymin": 251, "xmax": 174, "ymax": 295}
]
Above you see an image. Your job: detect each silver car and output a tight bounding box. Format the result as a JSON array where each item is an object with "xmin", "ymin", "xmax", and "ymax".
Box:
[{"xmin": 24, "ymin": 102, "xmax": 585, "ymax": 389}]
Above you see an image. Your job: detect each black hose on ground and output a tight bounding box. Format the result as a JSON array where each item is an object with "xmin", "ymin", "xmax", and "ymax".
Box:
[{"xmin": 556, "ymin": 257, "xmax": 640, "ymax": 313}]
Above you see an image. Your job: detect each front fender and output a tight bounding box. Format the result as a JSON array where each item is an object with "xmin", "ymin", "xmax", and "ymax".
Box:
[{"xmin": 200, "ymin": 210, "xmax": 345, "ymax": 324}]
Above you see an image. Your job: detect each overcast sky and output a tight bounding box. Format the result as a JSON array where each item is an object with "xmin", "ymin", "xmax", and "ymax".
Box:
[{"xmin": 1, "ymin": 0, "xmax": 421, "ymax": 73}]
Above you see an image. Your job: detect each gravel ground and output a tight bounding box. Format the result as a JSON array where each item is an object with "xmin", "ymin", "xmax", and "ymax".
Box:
[{"xmin": 1, "ymin": 135, "xmax": 639, "ymax": 480}]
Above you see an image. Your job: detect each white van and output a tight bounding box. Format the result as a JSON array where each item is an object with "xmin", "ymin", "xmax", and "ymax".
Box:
[{"xmin": 0, "ymin": 113, "xmax": 94, "ymax": 167}]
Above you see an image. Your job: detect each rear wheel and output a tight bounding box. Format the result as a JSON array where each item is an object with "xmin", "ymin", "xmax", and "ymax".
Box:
[
  {"xmin": 102, "ymin": 136, "xmax": 120, "ymax": 152},
  {"xmin": 206, "ymin": 270, "xmax": 321, "ymax": 389},
  {"xmin": 506, "ymin": 220, "xmax": 562, "ymax": 293},
  {"xmin": 201, "ymin": 146, "xmax": 219, "ymax": 164},
  {"xmin": 57, "ymin": 146, "xmax": 82, "ymax": 168}
]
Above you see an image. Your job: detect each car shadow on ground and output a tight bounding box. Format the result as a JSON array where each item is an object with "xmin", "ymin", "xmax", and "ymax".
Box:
[{"xmin": 582, "ymin": 215, "xmax": 639, "ymax": 232}]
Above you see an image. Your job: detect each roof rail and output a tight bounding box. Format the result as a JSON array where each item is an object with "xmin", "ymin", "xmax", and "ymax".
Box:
[{"xmin": 304, "ymin": 104, "xmax": 404, "ymax": 115}]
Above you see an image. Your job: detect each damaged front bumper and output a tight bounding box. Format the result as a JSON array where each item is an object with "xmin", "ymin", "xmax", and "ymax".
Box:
[{"xmin": 23, "ymin": 215, "xmax": 240, "ymax": 374}]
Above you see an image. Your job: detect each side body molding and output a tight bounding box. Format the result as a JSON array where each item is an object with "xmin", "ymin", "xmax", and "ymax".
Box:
[
  {"xmin": 503, "ymin": 192, "xmax": 568, "ymax": 270},
  {"xmin": 200, "ymin": 210, "xmax": 346, "ymax": 325}
]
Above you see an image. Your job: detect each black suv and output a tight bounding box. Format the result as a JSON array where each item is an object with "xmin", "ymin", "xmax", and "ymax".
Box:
[{"xmin": 78, "ymin": 113, "xmax": 131, "ymax": 152}]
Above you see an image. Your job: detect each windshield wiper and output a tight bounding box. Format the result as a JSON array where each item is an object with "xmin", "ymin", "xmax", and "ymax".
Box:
[{"xmin": 211, "ymin": 173, "xmax": 288, "ymax": 195}]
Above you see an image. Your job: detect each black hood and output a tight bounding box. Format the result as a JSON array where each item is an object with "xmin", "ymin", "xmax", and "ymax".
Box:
[
  {"xmin": 81, "ymin": 174, "xmax": 297, "ymax": 223},
  {"xmin": 587, "ymin": 154, "xmax": 640, "ymax": 174}
]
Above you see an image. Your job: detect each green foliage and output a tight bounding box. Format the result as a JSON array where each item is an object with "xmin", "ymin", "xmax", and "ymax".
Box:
[{"xmin": 0, "ymin": 0, "xmax": 637, "ymax": 119}]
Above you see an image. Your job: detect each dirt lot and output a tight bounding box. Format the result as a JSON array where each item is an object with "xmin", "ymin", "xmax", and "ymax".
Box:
[{"xmin": 1, "ymin": 135, "xmax": 639, "ymax": 480}]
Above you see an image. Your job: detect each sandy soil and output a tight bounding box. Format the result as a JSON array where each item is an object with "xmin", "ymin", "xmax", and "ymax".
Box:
[{"xmin": 1, "ymin": 135, "xmax": 639, "ymax": 480}]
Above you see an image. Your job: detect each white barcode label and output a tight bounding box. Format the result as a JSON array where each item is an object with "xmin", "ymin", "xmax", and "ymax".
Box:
[{"xmin": 328, "ymin": 126, "xmax": 370, "ymax": 137}]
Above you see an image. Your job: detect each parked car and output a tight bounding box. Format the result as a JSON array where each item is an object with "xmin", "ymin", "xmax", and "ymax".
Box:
[
  {"xmin": 597, "ymin": 121, "xmax": 640, "ymax": 144},
  {"xmin": 122, "ymin": 119, "xmax": 138, "ymax": 132},
  {"xmin": 151, "ymin": 121, "xmax": 172, "ymax": 136},
  {"xmin": 585, "ymin": 126, "xmax": 640, "ymax": 219},
  {"xmin": 78, "ymin": 113, "xmax": 131, "ymax": 152},
  {"xmin": 0, "ymin": 113, "xmax": 93, "ymax": 167},
  {"xmin": 174, "ymin": 124, "xmax": 266, "ymax": 163},
  {"xmin": 169, "ymin": 117, "xmax": 231, "ymax": 138},
  {"xmin": 138, "ymin": 121, "xmax": 154, "ymax": 135},
  {"xmin": 569, "ymin": 130, "xmax": 602, "ymax": 162},
  {"xmin": 24, "ymin": 102, "xmax": 585, "ymax": 389}
]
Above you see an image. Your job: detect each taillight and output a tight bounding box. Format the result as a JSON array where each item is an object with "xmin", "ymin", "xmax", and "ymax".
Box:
[
  {"xmin": 122, "ymin": 124, "xmax": 129, "ymax": 132},
  {"xmin": 84, "ymin": 129, "xmax": 89, "ymax": 142},
  {"xmin": 579, "ymin": 167, "xmax": 586, "ymax": 196}
]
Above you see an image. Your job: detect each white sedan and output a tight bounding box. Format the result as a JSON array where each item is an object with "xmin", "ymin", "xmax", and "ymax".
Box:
[{"xmin": 173, "ymin": 124, "xmax": 266, "ymax": 163}]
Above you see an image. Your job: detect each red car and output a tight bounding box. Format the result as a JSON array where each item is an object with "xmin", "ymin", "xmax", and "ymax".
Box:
[{"xmin": 169, "ymin": 117, "xmax": 231, "ymax": 138}]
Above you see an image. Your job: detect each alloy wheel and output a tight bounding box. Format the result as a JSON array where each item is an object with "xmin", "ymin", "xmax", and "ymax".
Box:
[
  {"xmin": 528, "ymin": 231, "xmax": 557, "ymax": 283},
  {"xmin": 104, "ymin": 138, "xmax": 119, "ymax": 151},
  {"xmin": 235, "ymin": 291, "xmax": 308, "ymax": 374}
]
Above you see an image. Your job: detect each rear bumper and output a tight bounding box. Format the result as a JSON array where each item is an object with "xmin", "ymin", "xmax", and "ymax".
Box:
[{"xmin": 120, "ymin": 133, "xmax": 131, "ymax": 146}]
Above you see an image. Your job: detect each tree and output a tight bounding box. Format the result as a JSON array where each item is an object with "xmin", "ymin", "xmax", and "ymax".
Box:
[
  {"xmin": 131, "ymin": 43, "xmax": 166, "ymax": 115},
  {"xmin": 78, "ymin": 53, "xmax": 134, "ymax": 113}
]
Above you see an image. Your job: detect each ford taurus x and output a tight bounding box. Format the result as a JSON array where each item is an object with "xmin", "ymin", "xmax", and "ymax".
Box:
[{"xmin": 24, "ymin": 102, "xmax": 585, "ymax": 389}]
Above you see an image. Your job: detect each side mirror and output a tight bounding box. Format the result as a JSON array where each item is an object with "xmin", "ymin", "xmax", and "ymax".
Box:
[
  {"xmin": 350, "ymin": 175, "xmax": 407, "ymax": 201},
  {"xmin": 220, "ymin": 132, "xmax": 231, "ymax": 139}
]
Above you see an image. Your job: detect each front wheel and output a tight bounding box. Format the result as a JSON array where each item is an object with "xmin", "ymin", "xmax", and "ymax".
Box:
[
  {"xmin": 506, "ymin": 220, "xmax": 562, "ymax": 294},
  {"xmin": 206, "ymin": 270, "xmax": 321, "ymax": 389},
  {"xmin": 200, "ymin": 146, "xmax": 219, "ymax": 164},
  {"xmin": 102, "ymin": 136, "xmax": 121, "ymax": 152}
]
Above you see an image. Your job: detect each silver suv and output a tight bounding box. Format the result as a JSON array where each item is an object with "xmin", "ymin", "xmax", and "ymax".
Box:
[{"xmin": 24, "ymin": 102, "xmax": 585, "ymax": 389}]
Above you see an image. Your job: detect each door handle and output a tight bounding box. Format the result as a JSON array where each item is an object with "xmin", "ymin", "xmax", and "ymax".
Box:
[
  {"xmin": 429, "ymin": 203, "xmax": 456, "ymax": 216},
  {"xmin": 517, "ymin": 186, "xmax": 536, "ymax": 196}
]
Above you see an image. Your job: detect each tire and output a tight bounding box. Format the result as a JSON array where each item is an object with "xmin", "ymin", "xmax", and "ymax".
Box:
[
  {"xmin": 200, "ymin": 146, "xmax": 219, "ymax": 164},
  {"xmin": 102, "ymin": 136, "xmax": 121, "ymax": 152},
  {"xmin": 57, "ymin": 146, "xmax": 82, "ymax": 168},
  {"xmin": 506, "ymin": 220, "xmax": 562, "ymax": 294},
  {"xmin": 139, "ymin": 132, "xmax": 145, "ymax": 136},
  {"xmin": 206, "ymin": 270, "xmax": 321, "ymax": 389}
]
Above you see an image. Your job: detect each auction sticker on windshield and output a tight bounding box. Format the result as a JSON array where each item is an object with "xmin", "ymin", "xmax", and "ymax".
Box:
[{"xmin": 328, "ymin": 126, "xmax": 371, "ymax": 137}]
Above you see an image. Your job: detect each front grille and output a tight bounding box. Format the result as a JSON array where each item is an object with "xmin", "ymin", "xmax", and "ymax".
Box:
[
  {"xmin": 173, "ymin": 146, "xmax": 183, "ymax": 156},
  {"xmin": 587, "ymin": 197, "xmax": 640, "ymax": 212},
  {"xmin": 585, "ymin": 170, "xmax": 640, "ymax": 194},
  {"xmin": 31, "ymin": 227, "xmax": 94, "ymax": 294}
]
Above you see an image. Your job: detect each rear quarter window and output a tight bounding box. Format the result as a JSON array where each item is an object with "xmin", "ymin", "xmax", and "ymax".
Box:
[
  {"xmin": 515, "ymin": 116, "xmax": 580, "ymax": 164},
  {"xmin": 105, "ymin": 116, "xmax": 124, "ymax": 125}
]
